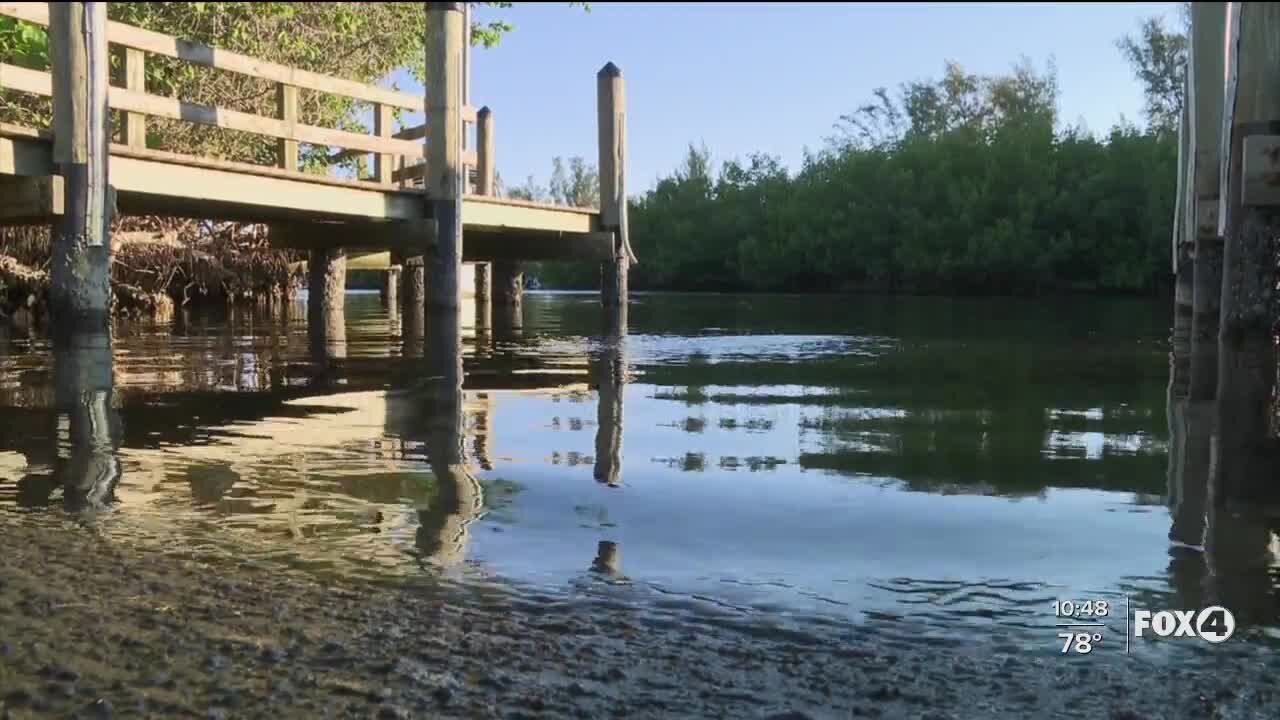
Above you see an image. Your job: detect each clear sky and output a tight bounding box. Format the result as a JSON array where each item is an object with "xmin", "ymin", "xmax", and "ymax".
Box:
[{"xmin": 391, "ymin": 2, "xmax": 1180, "ymax": 194}]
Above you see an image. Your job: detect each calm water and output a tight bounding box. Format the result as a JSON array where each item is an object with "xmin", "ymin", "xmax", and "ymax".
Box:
[{"xmin": 2, "ymin": 292, "xmax": 1277, "ymax": 663}]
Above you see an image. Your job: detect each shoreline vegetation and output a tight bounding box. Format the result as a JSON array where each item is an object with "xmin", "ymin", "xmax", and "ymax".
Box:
[
  {"xmin": 2, "ymin": 5, "xmax": 1186, "ymax": 319},
  {"xmin": 531, "ymin": 52, "xmax": 1180, "ymax": 296}
]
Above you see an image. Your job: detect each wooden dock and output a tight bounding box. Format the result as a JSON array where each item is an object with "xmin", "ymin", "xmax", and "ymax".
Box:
[
  {"xmin": 0, "ymin": 1, "xmax": 631, "ymax": 327},
  {"xmin": 1167, "ymin": 3, "xmax": 1280, "ymax": 548}
]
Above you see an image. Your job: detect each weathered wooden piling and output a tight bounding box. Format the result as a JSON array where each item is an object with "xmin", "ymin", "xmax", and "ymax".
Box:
[
  {"xmin": 425, "ymin": 2, "xmax": 465, "ymax": 311},
  {"xmin": 49, "ymin": 2, "xmax": 111, "ymax": 330},
  {"xmin": 307, "ymin": 247, "xmax": 346, "ymax": 350},
  {"xmin": 597, "ymin": 62, "xmax": 632, "ymax": 323},
  {"xmin": 1172, "ymin": 2, "xmax": 1228, "ymax": 537},
  {"xmin": 1188, "ymin": 2, "xmax": 1227, "ymax": 406},
  {"xmin": 382, "ymin": 264, "xmax": 401, "ymax": 309},
  {"xmin": 492, "ymin": 260, "xmax": 523, "ymax": 331},
  {"xmin": 401, "ymin": 254, "xmax": 426, "ymax": 345},
  {"xmin": 474, "ymin": 106, "xmax": 494, "ymax": 330},
  {"xmin": 1172, "ymin": 74, "xmax": 1195, "ymax": 320},
  {"xmin": 1213, "ymin": 2, "xmax": 1280, "ymax": 508}
]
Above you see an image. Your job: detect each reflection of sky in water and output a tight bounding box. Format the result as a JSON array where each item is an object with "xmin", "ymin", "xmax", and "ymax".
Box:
[
  {"xmin": 479, "ymin": 379, "xmax": 1173, "ymax": 628},
  {"xmin": 2, "ymin": 293, "xmax": 1276, "ymax": 658}
]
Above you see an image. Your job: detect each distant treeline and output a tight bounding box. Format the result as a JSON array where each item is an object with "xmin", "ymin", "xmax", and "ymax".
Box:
[{"xmin": 525, "ymin": 25, "xmax": 1186, "ymax": 295}]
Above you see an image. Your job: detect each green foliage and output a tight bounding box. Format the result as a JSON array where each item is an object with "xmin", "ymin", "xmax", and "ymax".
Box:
[
  {"xmin": 1116, "ymin": 16, "xmax": 1187, "ymax": 135},
  {"xmin": 548, "ymin": 156, "xmax": 599, "ymax": 208},
  {"xmin": 537, "ymin": 58, "xmax": 1176, "ymax": 296},
  {"xmin": 0, "ymin": 16, "xmax": 48, "ymax": 67},
  {"xmin": 0, "ymin": 3, "xmax": 579, "ymax": 170}
]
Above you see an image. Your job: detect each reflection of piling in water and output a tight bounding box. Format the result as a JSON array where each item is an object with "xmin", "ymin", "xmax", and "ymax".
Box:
[
  {"xmin": 592, "ymin": 337, "xmax": 626, "ymax": 486},
  {"xmin": 473, "ymin": 393, "xmax": 493, "ymax": 471},
  {"xmin": 51, "ymin": 328, "xmax": 122, "ymax": 513},
  {"xmin": 591, "ymin": 540, "xmax": 620, "ymax": 576},
  {"xmin": 1205, "ymin": 506, "xmax": 1276, "ymax": 627},
  {"xmin": 1214, "ymin": 338, "xmax": 1277, "ymax": 507},
  {"xmin": 414, "ymin": 309, "xmax": 484, "ymax": 566}
]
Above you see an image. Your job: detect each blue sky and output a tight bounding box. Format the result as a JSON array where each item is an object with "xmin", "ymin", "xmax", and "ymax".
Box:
[{"xmin": 390, "ymin": 2, "xmax": 1181, "ymax": 194}]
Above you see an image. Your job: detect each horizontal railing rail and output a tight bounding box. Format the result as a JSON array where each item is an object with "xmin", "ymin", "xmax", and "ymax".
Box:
[{"xmin": 0, "ymin": 2, "xmax": 476, "ymax": 186}]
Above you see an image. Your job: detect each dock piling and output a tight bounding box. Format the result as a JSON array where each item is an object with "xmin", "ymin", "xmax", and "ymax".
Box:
[
  {"xmin": 597, "ymin": 62, "xmax": 631, "ymax": 324},
  {"xmin": 425, "ymin": 2, "xmax": 465, "ymax": 311},
  {"xmin": 474, "ymin": 106, "xmax": 495, "ymax": 330},
  {"xmin": 308, "ymin": 247, "xmax": 347, "ymax": 348},
  {"xmin": 492, "ymin": 260, "xmax": 523, "ymax": 332},
  {"xmin": 1213, "ymin": 3, "xmax": 1280, "ymax": 509},
  {"xmin": 49, "ymin": 1, "xmax": 111, "ymax": 331}
]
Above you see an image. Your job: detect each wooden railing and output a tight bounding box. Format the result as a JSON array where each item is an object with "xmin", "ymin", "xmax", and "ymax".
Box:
[{"xmin": 0, "ymin": 2, "xmax": 477, "ymax": 187}]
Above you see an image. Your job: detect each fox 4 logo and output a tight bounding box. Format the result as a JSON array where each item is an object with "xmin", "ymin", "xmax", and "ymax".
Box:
[{"xmin": 1133, "ymin": 606, "xmax": 1235, "ymax": 643}]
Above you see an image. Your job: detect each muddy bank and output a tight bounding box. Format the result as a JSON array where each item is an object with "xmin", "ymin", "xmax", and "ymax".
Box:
[{"xmin": 0, "ymin": 512, "xmax": 1275, "ymax": 720}]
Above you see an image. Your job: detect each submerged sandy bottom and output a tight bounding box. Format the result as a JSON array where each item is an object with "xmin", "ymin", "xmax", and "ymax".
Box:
[{"xmin": 0, "ymin": 513, "xmax": 1275, "ymax": 720}]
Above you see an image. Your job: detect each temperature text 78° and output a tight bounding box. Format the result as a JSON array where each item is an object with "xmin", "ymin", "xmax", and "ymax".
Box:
[{"xmin": 1059, "ymin": 632, "xmax": 1101, "ymax": 654}]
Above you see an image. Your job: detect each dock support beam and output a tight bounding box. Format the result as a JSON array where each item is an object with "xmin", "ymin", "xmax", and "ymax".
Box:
[
  {"xmin": 474, "ymin": 106, "xmax": 495, "ymax": 331},
  {"xmin": 425, "ymin": 2, "xmax": 465, "ymax": 312},
  {"xmin": 597, "ymin": 62, "xmax": 631, "ymax": 328},
  {"xmin": 1213, "ymin": 3, "xmax": 1280, "ymax": 512},
  {"xmin": 49, "ymin": 2, "xmax": 111, "ymax": 331}
]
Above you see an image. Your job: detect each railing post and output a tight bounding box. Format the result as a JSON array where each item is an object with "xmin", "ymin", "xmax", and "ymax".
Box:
[
  {"xmin": 425, "ymin": 2, "xmax": 465, "ymax": 311},
  {"xmin": 597, "ymin": 61, "xmax": 630, "ymax": 326},
  {"xmin": 476, "ymin": 106, "xmax": 494, "ymax": 195},
  {"xmin": 49, "ymin": 1, "xmax": 111, "ymax": 331},
  {"xmin": 122, "ymin": 47, "xmax": 146, "ymax": 149},
  {"xmin": 277, "ymin": 83, "xmax": 298, "ymax": 171},
  {"xmin": 374, "ymin": 102, "xmax": 393, "ymax": 184}
]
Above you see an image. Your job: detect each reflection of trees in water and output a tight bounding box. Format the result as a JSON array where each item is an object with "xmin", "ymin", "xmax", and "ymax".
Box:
[{"xmin": 640, "ymin": 338, "xmax": 1168, "ymax": 496}]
